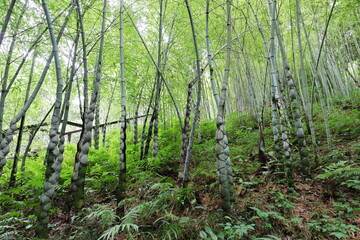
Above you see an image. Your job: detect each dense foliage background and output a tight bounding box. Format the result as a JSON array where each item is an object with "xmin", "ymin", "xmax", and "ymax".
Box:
[{"xmin": 0, "ymin": 0, "xmax": 359, "ymax": 239}]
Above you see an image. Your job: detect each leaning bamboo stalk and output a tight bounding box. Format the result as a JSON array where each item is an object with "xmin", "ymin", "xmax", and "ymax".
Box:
[{"xmin": 36, "ymin": 0, "xmax": 66, "ymax": 236}]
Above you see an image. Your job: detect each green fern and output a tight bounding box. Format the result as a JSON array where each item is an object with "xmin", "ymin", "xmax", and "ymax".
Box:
[
  {"xmin": 97, "ymin": 199, "xmax": 151, "ymax": 240},
  {"xmin": 98, "ymin": 224, "xmax": 138, "ymax": 240},
  {"xmin": 199, "ymin": 216, "xmax": 255, "ymax": 240},
  {"xmin": 155, "ymin": 210, "xmax": 185, "ymax": 240},
  {"xmin": 85, "ymin": 204, "xmax": 119, "ymax": 229},
  {"xmin": 255, "ymin": 235, "xmax": 282, "ymax": 240},
  {"xmin": 98, "ymin": 182, "xmax": 196, "ymax": 239},
  {"xmin": 0, "ymin": 215, "xmax": 32, "ymax": 240},
  {"xmin": 160, "ymin": 222, "xmax": 182, "ymax": 240},
  {"xmin": 149, "ymin": 182, "xmax": 173, "ymax": 191},
  {"xmin": 317, "ymin": 161, "xmax": 360, "ymax": 190},
  {"xmin": 0, "ymin": 230, "xmax": 18, "ymax": 240},
  {"xmin": 121, "ymin": 201, "xmax": 150, "ymax": 226}
]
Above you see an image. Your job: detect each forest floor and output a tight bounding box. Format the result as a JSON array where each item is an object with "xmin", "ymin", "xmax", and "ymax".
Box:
[{"xmin": 0, "ymin": 99, "xmax": 359, "ymax": 240}]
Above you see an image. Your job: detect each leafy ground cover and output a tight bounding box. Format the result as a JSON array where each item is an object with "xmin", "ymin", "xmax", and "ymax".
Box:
[{"xmin": 0, "ymin": 101, "xmax": 359, "ymax": 240}]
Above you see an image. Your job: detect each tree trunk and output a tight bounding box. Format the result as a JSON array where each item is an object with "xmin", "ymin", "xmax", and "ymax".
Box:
[
  {"xmin": 36, "ymin": 0, "xmax": 66, "ymax": 236},
  {"xmin": 206, "ymin": 0, "xmax": 219, "ymax": 106},
  {"xmin": 0, "ymin": 5, "xmax": 72, "ymax": 176},
  {"xmin": 269, "ymin": 0, "xmax": 293, "ymax": 185},
  {"xmin": 133, "ymin": 86, "xmax": 144, "ymax": 145},
  {"xmin": 116, "ymin": 0, "xmax": 126, "ymax": 216},
  {"xmin": 295, "ymin": 0, "xmax": 318, "ymax": 160},
  {"xmin": 152, "ymin": 0, "xmax": 164, "ymax": 158},
  {"xmin": 215, "ymin": 0, "xmax": 234, "ymax": 213},
  {"xmin": 5, "ymin": 1, "xmax": 29, "ymax": 187},
  {"xmin": 0, "ymin": 0, "xmax": 17, "ymax": 47},
  {"xmin": 181, "ymin": 0, "xmax": 202, "ymax": 188},
  {"xmin": 71, "ymin": 0, "xmax": 107, "ymax": 211},
  {"xmin": 102, "ymin": 80, "xmax": 117, "ymax": 146},
  {"xmin": 274, "ymin": 8, "xmax": 309, "ymax": 174},
  {"xmin": 20, "ymin": 52, "xmax": 36, "ymax": 172}
]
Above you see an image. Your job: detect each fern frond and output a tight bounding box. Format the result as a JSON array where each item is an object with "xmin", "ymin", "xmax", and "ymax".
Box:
[
  {"xmin": 117, "ymin": 197, "xmax": 137, "ymax": 207},
  {"xmin": 343, "ymin": 167, "xmax": 360, "ymax": 177},
  {"xmin": 98, "ymin": 215, "xmax": 139, "ymax": 240},
  {"xmin": 154, "ymin": 210, "xmax": 179, "ymax": 224},
  {"xmin": 317, "ymin": 161, "xmax": 360, "ymax": 190},
  {"xmin": 86, "ymin": 204, "xmax": 116, "ymax": 220},
  {"xmin": 85, "ymin": 204, "xmax": 119, "ymax": 229},
  {"xmin": 121, "ymin": 201, "xmax": 149, "ymax": 226},
  {"xmin": 162, "ymin": 222, "xmax": 181, "ymax": 240},
  {"xmin": 121, "ymin": 223, "xmax": 139, "ymax": 233},
  {"xmin": 150, "ymin": 182, "xmax": 173, "ymax": 191},
  {"xmin": 0, "ymin": 230, "xmax": 18, "ymax": 240},
  {"xmin": 317, "ymin": 162, "xmax": 359, "ymax": 180},
  {"xmin": 98, "ymin": 224, "xmax": 121, "ymax": 240}
]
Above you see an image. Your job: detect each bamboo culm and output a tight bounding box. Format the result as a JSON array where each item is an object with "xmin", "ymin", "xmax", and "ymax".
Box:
[
  {"xmin": 0, "ymin": 5, "xmax": 73, "ymax": 176},
  {"xmin": 71, "ymin": 0, "xmax": 107, "ymax": 210},
  {"xmin": 36, "ymin": 0, "xmax": 66, "ymax": 236},
  {"xmin": 116, "ymin": 0, "xmax": 126, "ymax": 217}
]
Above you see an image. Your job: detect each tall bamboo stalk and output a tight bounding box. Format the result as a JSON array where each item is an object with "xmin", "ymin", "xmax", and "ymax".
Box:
[
  {"xmin": 299, "ymin": 5, "xmax": 332, "ymax": 149},
  {"xmin": 8, "ymin": 1, "xmax": 30, "ymax": 187},
  {"xmin": 117, "ymin": 0, "xmax": 126, "ymax": 217},
  {"xmin": 152, "ymin": 0, "xmax": 164, "ymax": 158},
  {"xmin": 295, "ymin": 0, "xmax": 318, "ymax": 160},
  {"xmin": 274, "ymin": 9, "xmax": 309, "ymax": 174},
  {"xmin": 182, "ymin": 0, "xmax": 202, "ymax": 188},
  {"xmin": 71, "ymin": 0, "xmax": 107, "ymax": 210},
  {"xmin": 269, "ymin": 0, "xmax": 293, "ymax": 184},
  {"xmin": 20, "ymin": 52, "xmax": 36, "ymax": 172},
  {"xmin": 36, "ymin": 0, "xmax": 66, "ymax": 236},
  {"xmin": 206, "ymin": 0, "xmax": 219, "ymax": 107},
  {"xmin": 0, "ymin": 5, "xmax": 73, "ymax": 176},
  {"xmin": 0, "ymin": 0, "xmax": 17, "ymax": 47},
  {"xmin": 248, "ymin": 0, "xmax": 283, "ymax": 167},
  {"xmin": 215, "ymin": 0, "xmax": 234, "ymax": 212}
]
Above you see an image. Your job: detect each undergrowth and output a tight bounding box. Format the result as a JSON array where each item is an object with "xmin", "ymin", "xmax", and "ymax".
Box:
[{"xmin": 0, "ymin": 100, "xmax": 359, "ymax": 239}]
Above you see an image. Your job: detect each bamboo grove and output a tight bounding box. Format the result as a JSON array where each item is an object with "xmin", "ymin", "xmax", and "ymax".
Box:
[{"xmin": 0, "ymin": 0, "xmax": 359, "ymax": 238}]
